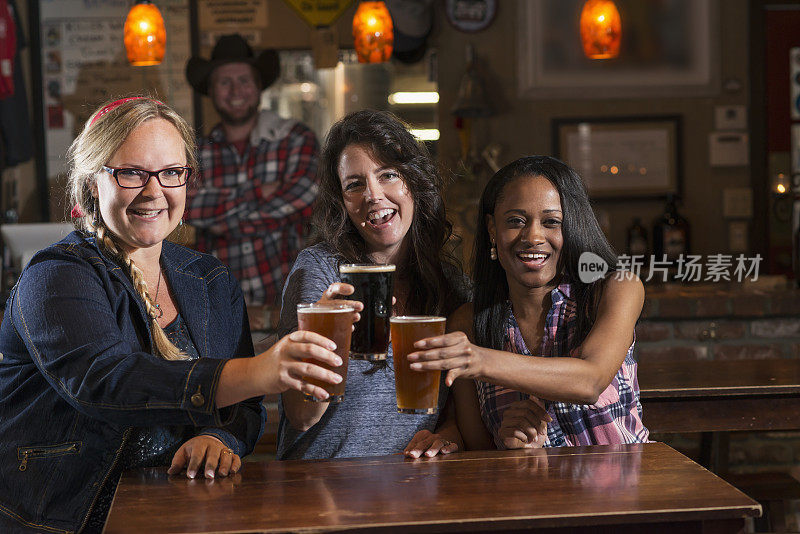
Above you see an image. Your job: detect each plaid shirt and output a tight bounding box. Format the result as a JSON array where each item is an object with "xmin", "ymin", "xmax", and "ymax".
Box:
[
  {"xmin": 477, "ymin": 283, "xmax": 649, "ymax": 448},
  {"xmin": 186, "ymin": 110, "xmax": 319, "ymax": 306}
]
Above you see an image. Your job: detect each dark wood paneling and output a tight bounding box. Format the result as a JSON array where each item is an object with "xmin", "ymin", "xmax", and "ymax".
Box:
[
  {"xmin": 639, "ymin": 358, "xmax": 800, "ymax": 433},
  {"xmin": 642, "ymin": 396, "xmax": 800, "ymax": 433},
  {"xmin": 639, "ymin": 359, "xmax": 800, "ymax": 398}
]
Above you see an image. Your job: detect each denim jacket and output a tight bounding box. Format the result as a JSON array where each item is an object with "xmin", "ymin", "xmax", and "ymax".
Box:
[{"xmin": 0, "ymin": 232, "xmax": 265, "ymax": 533}]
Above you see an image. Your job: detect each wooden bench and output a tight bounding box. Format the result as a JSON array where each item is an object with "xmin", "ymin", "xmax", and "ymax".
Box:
[{"xmin": 722, "ymin": 472, "xmax": 800, "ymax": 533}]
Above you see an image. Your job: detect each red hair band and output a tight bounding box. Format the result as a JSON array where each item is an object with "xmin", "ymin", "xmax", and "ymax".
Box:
[{"xmin": 89, "ymin": 96, "xmax": 164, "ymax": 127}]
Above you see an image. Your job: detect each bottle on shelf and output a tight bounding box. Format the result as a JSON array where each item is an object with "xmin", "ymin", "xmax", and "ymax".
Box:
[
  {"xmin": 652, "ymin": 194, "xmax": 690, "ymax": 264},
  {"xmin": 626, "ymin": 217, "xmax": 648, "ymax": 257}
]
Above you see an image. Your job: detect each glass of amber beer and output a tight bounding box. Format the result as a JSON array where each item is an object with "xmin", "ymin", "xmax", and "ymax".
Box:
[
  {"xmin": 339, "ymin": 263, "xmax": 395, "ymax": 361},
  {"xmin": 390, "ymin": 316, "xmax": 445, "ymax": 414},
  {"xmin": 296, "ymin": 302, "xmax": 355, "ymax": 403}
]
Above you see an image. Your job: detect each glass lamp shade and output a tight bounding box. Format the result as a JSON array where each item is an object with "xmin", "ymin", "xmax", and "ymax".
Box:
[
  {"xmin": 579, "ymin": 0, "xmax": 621, "ymax": 59},
  {"xmin": 352, "ymin": 1, "xmax": 393, "ymax": 64},
  {"xmin": 124, "ymin": 1, "xmax": 166, "ymax": 66}
]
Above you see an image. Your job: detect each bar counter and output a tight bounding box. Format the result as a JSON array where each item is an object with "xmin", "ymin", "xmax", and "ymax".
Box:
[{"xmin": 105, "ymin": 442, "xmax": 759, "ymax": 533}]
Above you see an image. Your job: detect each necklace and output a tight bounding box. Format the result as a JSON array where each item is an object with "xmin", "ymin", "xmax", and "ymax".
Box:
[{"xmin": 153, "ymin": 270, "xmax": 163, "ymax": 319}]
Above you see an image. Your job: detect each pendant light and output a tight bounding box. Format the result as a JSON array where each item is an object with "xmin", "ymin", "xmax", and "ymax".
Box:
[
  {"xmin": 579, "ymin": 0, "xmax": 621, "ymax": 60},
  {"xmin": 352, "ymin": 1, "xmax": 393, "ymax": 64},
  {"xmin": 124, "ymin": 1, "xmax": 166, "ymax": 66}
]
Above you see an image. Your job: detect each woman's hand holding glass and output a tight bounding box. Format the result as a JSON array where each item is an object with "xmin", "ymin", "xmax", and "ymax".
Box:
[
  {"xmin": 406, "ymin": 331, "xmax": 485, "ymax": 386},
  {"xmin": 220, "ymin": 283, "xmax": 365, "ymax": 406},
  {"xmin": 316, "ymin": 282, "xmax": 364, "ymax": 327},
  {"xmin": 217, "ymin": 329, "xmax": 345, "ymax": 407},
  {"xmin": 254, "ymin": 330, "xmax": 345, "ymax": 401}
]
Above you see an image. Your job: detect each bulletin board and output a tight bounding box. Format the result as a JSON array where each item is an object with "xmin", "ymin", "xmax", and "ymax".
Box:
[{"xmin": 33, "ymin": 0, "xmax": 192, "ymax": 218}]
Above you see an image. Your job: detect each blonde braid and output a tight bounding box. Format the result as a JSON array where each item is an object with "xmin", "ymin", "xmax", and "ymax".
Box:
[{"xmin": 92, "ymin": 220, "xmax": 188, "ymax": 361}]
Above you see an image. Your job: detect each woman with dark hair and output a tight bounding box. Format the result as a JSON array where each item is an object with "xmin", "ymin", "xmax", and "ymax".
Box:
[
  {"xmin": 276, "ymin": 109, "xmax": 470, "ymax": 459},
  {"xmin": 408, "ymin": 156, "xmax": 649, "ymax": 449}
]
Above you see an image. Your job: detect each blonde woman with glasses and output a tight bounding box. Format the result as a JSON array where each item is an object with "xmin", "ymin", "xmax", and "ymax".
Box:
[{"xmin": 0, "ymin": 97, "xmax": 345, "ymax": 533}]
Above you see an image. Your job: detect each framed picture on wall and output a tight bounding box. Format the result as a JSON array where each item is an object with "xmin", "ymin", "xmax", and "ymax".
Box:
[
  {"xmin": 552, "ymin": 115, "xmax": 682, "ymax": 200},
  {"xmin": 518, "ymin": 0, "xmax": 720, "ymax": 98}
]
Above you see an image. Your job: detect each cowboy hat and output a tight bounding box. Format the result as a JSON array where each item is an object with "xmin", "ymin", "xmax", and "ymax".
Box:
[{"xmin": 185, "ymin": 34, "xmax": 280, "ymax": 95}]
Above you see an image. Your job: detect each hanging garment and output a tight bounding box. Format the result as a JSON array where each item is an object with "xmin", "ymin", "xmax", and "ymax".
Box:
[
  {"xmin": 0, "ymin": 0, "xmax": 31, "ymax": 167},
  {"xmin": 0, "ymin": 0, "xmax": 16, "ymax": 98}
]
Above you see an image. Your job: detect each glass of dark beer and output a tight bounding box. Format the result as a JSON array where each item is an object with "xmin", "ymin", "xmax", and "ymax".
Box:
[
  {"xmin": 296, "ymin": 302, "xmax": 355, "ymax": 403},
  {"xmin": 339, "ymin": 263, "xmax": 395, "ymax": 360},
  {"xmin": 390, "ymin": 316, "xmax": 445, "ymax": 414}
]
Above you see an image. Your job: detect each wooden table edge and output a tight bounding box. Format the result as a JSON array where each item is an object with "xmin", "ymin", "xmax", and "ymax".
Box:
[{"xmin": 641, "ymin": 387, "xmax": 800, "ymax": 398}]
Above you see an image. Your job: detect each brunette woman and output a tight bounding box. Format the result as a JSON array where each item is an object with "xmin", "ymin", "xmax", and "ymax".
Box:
[{"xmin": 277, "ymin": 109, "xmax": 470, "ymax": 459}]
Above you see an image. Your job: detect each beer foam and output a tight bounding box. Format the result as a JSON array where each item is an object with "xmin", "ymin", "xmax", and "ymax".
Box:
[
  {"xmin": 297, "ymin": 304, "xmax": 355, "ymax": 313},
  {"xmin": 339, "ymin": 264, "xmax": 396, "ymax": 273},
  {"xmin": 390, "ymin": 316, "xmax": 446, "ymax": 323}
]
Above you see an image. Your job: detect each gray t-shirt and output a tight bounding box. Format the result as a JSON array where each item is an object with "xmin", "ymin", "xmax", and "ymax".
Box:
[{"xmin": 276, "ymin": 243, "xmax": 470, "ymax": 460}]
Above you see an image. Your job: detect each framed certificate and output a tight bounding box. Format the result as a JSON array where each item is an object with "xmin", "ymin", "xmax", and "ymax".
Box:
[{"xmin": 552, "ymin": 115, "xmax": 682, "ymax": 200}]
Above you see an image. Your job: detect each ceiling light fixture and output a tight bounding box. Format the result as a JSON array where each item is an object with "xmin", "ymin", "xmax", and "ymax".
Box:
[
  {"xmin": 352, "ymin": 1, "xmax": 393, "ymax": 64},
  {"xmin": 124, "ymin": 0, "xmax": 166, "ymax": 66},
  {"xmin": 579, "ymin": 0, "xmax": 621, "ymax": 60}
]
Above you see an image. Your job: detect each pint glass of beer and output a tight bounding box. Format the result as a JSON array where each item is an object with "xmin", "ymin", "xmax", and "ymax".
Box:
[
  {"xmin": 339, "ymin": 263, "xmax": 395, "ymax": 361},
  {"xmin": 390, "ymin": 316, "xmax": 446, "ymax": 414},
  {"xmin": 296, "ymin": 302, "xmax": 355, "ymax": 403}
]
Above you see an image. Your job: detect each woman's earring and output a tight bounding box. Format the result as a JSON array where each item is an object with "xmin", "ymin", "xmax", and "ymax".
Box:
[
  {"xmin": 92, "ymin": 199, "xmax": 100, "ymax": 226},
  {"xmin": 490, "ymin": 241, "xmax": 497, "ymax": 260}
]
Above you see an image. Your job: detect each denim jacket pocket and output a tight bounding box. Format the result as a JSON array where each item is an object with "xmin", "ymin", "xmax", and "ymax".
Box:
[{"xmin": 17, "ymin": 441, "xmax": 81, "ymax": 472}]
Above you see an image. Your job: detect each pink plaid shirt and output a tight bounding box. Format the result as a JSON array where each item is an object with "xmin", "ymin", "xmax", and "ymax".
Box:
[
  {"xmin": 476, "ymin": 283, "xmax": 649, "ymax": 448},
  {"xmin": 186, "ymin": 110, "xmax": 319, "ymax": 306}
]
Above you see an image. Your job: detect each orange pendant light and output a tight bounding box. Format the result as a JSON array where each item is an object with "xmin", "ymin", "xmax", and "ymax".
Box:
[
  {"xmin": 352, "ymin": 1, "xmax": 393, "ymax": 64},
  {"xmin": 124, "ymin": 1, "xmax": 166, "ymax": 66},
  {"xmin": 579, "ymin": 0, "xmax": 621, "ymax": 59}
]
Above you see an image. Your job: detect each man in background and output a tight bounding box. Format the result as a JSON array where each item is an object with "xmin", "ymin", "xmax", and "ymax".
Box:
[{"xmin": 185, "ymin": 34, "xmax": 319, "ymax": 306}]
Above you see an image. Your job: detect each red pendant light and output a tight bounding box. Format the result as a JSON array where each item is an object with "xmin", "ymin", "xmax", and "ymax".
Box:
[
  {"xmin": 580, "ymin": 0, "xmax": 621, "ymax": 60},
  {"xmin": 124, "ymin": 1, "xmax": 166, "ymax": 66},
  {"xmin": 352, "ymin": 1, "xmax": 393, "ymax": 64}
]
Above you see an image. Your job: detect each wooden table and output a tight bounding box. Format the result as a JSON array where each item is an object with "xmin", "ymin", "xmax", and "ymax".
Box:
[
  {"xmin": 638, "ymin": 358, "xmax": 800, "ymax": 530},
  {"xmin": 105, "ymin": 442, "xmax": 759, "ymax": 533},
  {"xmin": 639, "ymin": 358, "xmax": 800, "ymax": 435}
]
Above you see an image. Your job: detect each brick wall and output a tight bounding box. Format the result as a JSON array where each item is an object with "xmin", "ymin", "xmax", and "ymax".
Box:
[{"xmin": 636, "ymin": 318, "xmax": 800, "ymax": 361}]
